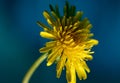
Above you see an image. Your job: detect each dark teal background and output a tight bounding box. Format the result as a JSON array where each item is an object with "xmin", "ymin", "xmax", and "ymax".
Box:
[{"xmin": 0, "ymin": 0, "xmax": 120, "ymax": 83}]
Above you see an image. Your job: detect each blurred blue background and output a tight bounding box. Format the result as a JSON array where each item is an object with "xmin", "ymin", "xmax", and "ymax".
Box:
[{"xmin": 0, "ymin": 0, "xmax": 120, "ymax": 83}]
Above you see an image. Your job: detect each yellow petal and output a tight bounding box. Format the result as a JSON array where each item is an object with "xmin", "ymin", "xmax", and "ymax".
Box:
[
  {"xmin": 57, "ymin": 31, "xmax": 61, "ymax": 38},
  {"xmin": 80, "ymin": 52, "xmax": 93, "ymax": 61},
  {"xmin": 39, "ymin": 41, "xmax": 56, "ymax": 53},
  {"xmin": 87, "ymin": 39, "xmax": 99, "ymax": 45},
  {"xmin": 84, "ymin": 54, "xmax": 93, "ymax": 60},
  {"xmin": 59, "ymin": 26, "xmax": 63, "ymax": 32},
  {"xmin": 86, "ymin": 24, "xmax": 92, "ymax": 29},
  {"xmin": 39, "ymin": 47, "xmax": 52, "ymax": 53},
  {"xmin": 37, "ymin": 21, "xmax": 50, "ymax": 31},
  {"xmin": 53, "ymin": 26, "xmax": 57, "ymax": 32},
  {"xmin": 64, "ymin": 39, "xmax": 74, "ymax": 44},
  {"xmin": 82, "ymin": 61, "xmax": 90, "ymax": 73},
  {"xmin": 56, "ymin": 55, "xmax": 66, "ymax": 78},
  {"xmin": 73, "ymin": 11, "xmax": 83, "ymax": 23},
  {"xmin": 40, "ymin": 32, "xmax": 55, "ymax": 39},
  {"xmin": 45, "ymin": 41, "xmax": 56, "ymax": 47},
  {"xmin": 47, "ymin": 46, "xmax": 60, "ymax": 59},
  {"xmin": 75, "ymin": 60, "xmax": 87, "ymax": 80},
  {"xmin": 43, "ymin": 11, "xmax": 50, "ymax": 19},
  {"xmin": 66, "ymin": 60, "xmax": 76, "ymax": 83},
  {"xmin": 47, "ymin": 51, "xmax": 58, "ymax": 66},
  {"xmin": 43, "ymin": 11, "xmax": 55, "ymax": 26},
  {"xmin": 47, "ymin": 47, "xmax": 62, "ymax": 66},
  {"xmin": 47, "ymin": 19, "xmax": 53, "ymax": 25}
]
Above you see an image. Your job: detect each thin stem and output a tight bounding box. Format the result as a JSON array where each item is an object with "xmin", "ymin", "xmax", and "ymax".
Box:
[{"xmin": 22, "ymin": 53, "xmax": 48, "ymax": 83}]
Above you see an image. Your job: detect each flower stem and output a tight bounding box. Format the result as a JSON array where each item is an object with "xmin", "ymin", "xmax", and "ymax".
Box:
[{"xmin": 22, "ymin": 53, "xmax": 48, "ymax": 83}]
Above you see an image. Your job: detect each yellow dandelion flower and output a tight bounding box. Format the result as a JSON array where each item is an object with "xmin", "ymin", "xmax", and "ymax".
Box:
[{"xmin": 22, "ymin": 1, "xmax": 98, "ymax": 83}]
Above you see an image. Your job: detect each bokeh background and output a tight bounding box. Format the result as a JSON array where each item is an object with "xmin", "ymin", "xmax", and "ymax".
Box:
[{"xmin": 0, "ymin": 0, "xmax": 120, "ymax": 83}]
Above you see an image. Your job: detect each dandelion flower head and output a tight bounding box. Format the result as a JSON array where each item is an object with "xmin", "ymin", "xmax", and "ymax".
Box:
[{"xmin": 37, "ymin": 2, "xmax": 98, "ymax": 83}]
